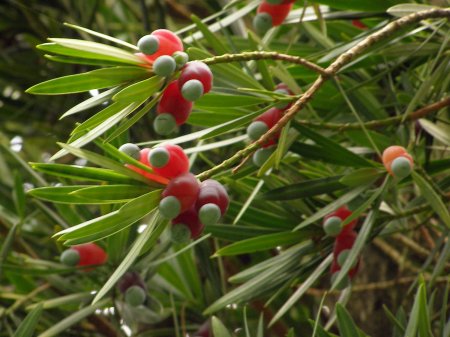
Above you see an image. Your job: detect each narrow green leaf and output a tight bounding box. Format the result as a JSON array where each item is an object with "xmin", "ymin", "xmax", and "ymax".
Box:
[
  {"xmin": 261, "ymin": 175, "xmax": 345, "ymax": 200},
  {"xmin": 340, "ymin": 168, "xmax": 383, "ymax": 187},
  {"xmin": 92, "ymin": 213, "xmax": 162, "ymax": 304},
  {"xmin": 28, "ymin": 186, "xmax": 103, "ymax": 204},
  {"xmin": 52, "ymin": 102, "xmax": 142, "ymax": 160},
  {"xmin": 13, "ymin": 304, "xmax": 43, "ymax": 337},
  {"xmin": 294, "ymin": 184, "xmax": 368, "ymax": 231},
  {"xmin": 64, "ymin": 23, "xmax": 139, "ymax": 50},
  {"xmin": 112, "ymin": 76, "xmax": 163, "ymax": 103},
  {"xmin": 37, "ymin": 43, "xmax": 141, "ymax": 65},
  {"xmin": 13, "ymin": 171, "xmax": 26, "ymax": 220},
  {"xmin": 191, "ymin": 14, "xmax": 229, "ymax": 54},
  {"xmin": 195, "ymin": 93, "xmax": 271, "ymax": 108},
  {"xmin": 387, "ymin": 4, "xmax": 437, "ymax": 17},
  {"xmin": 419, "ymin": 119, "xmax": 450, "ymax": 146},
  {"xmin": 403, "ymin": 283, "xmax": 426, "ymax": 337},
  {"xmin": 26, "ymin": 292, "xmax": 94, "ymax": 310},
  {"xmin": 72, "ymin": 184, "xmax": 152, "ymax": 201},
  {"xmin": 30, "ymin": 163, "xmax": 137, "ymax": 184},
  {"xmin": 56, "ymin": 190, "xmax": 161, "ymax": 243},
  {"xmin": 48, "ymin": 38, "xmax": 143, "ymax": 64},
  {"xmin": 215, "ymin": 231, "xmax": 309, "ymax": 256},
  {"xmin": 27, "ymin": 67, "xmax": 149, "ymax": 95},
  {"xmin": 294, "ymin": 125, "xmax": 375, "ymax": 167},
  {"xmin": 412, "ymin": 171, "xmax": 450, "ymax": 228},
  {"xmin": 270, "ymin": 254, "xmax": 333, "ymax": 325},
  {"xmin": 60, "ymin": 87, "xmax": 119, "ymax": 119},
  {"xmin": 212, "ymin": 316, "xmax": 232, "ymax": 337},
  {"xmin": 336, "ymin": 304, "xmax": 360, "ymax": 337},
  {"xmin": 37, "ymin": 299, "xmax": 109, "ymax": 337}
]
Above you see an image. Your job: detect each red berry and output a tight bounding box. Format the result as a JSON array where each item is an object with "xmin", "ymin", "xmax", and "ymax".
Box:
[
  {"xmin": 126, "ymin": 148, "xmax": 169, "ymax": 184},
  {"xmin": 172, "ymin": 206, "xmax": 204, "ymax": 239},
  {"xmin": 332, "ymin": 231, "xmax": 357, "ymax": 258},
  {"xmin": 138, "ymin": 29, "xmax": 183, "ymax": 62},
  {"xmin": 196, "ymin": 180, "xmax": 229, "ymax": 216},
  {"xmin": 257, "ymin": 2, "xmax": 293, "ymax": 26},
  {"xmin": 178, "ymin": 61, "xmax": 213, "ymax": 94},
  {"xmin": 251, "ymin": 107, "xmax": 283, "ymax": 147},
  {"xmin": 324, "ymin": 206, "xmax": 357, "ymax": 236},
  {"xmin": 382, "ymin": 145, "xmax": 413, "ymax": 176},
  {"xmin": 71, "ymin": 243, "xmax": 107, "ymax": 270},
  {"xmin": 148, "ymin": 144, "xmax": 189, "ymax": 179},
  {"xmin": 157, "ymin": 80, "xmax": 193, "ymax": 125},
  {"xmin": 162, "ymin": 173, "xmax": 200, "ymax": 213},
  {"xmin": 351, "ymin": 19, "xmax": 367, "ymax": 30}
]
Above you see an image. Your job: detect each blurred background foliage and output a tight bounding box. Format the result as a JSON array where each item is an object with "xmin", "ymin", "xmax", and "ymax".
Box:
[{"xmin": 1, "ymin": 0, "xmax": 450, "ymax": 337}]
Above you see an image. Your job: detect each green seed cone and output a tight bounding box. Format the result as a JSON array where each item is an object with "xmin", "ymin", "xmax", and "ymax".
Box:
[
  {"xmin": 153, "ymin": 55, "xmax": 176, "ymax": 77},
  {"xmin": 199, "ymin": 203, "xmax": 221, "ymax": 226},
  {"xmin": 118, "ymin": 143, "xmax": 140, "ymax": 160},
  {"xmin": 159, "ymin": 196, "xmax": 181, "ymax": 219},
  {"xmin": 125, "ymin": 285, "xmax": 146, "ymax": 307},
  {"xmin": 170, "ymin": 224, "xmax": 191, "ymax": 244},
  {"xmin": 60, "ymin": 249, "xmax": 80, "ymax": 266},
  {"xmin": 247, "ymin": 121, "xmax": 268, "ymax": 141},
  {"xmin": 149, "ymin": 147, "xmax": 170, "ymax": 168},
  {"xmin": 137, "ymin": 35, "xmax": 159, "ymax": 55},
  {"xmin": 323, "ymin": 216, "xmax": 342, "ymax": 237},
  {"xmin": 391, "ymin": 156, "xmax": 412, "ymax": 180},
  {"xmin": 153, "ymin": 113, "xmax": 177, "ymax": 136},
  {"xmin": 181, "ymin": 79, "xmax": 204, "ymax": 102},
  {"xmin": 253, "ymin": 13, "xmax": 273, "ymax": 35}
]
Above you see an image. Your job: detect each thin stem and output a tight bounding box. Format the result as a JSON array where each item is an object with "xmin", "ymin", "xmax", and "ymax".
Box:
[
  {"xmin": 294, "ymin": 97, "xmax": 450, "ymax": 131},
  {"xmin": 198, "ymin": 8, "xmax": 450, "ymax": 180},
  {"xmin": 202, "ymin": 51, "xmax": 329, "ymax": 76}
]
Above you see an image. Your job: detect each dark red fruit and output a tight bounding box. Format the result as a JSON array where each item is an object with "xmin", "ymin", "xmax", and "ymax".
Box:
[
  {"xmin": 118, "ymin": 271, "xmax": 146, "ymax": 294},
  {"xmin": 178, "ymin": 61, "xmax": 213, "ymax": 94},
  {"xmin": 162, "ymin": 173, "xmax": 200, "ymax": 213},
  {"xmin": 148, "ymin": 144, "xmax": 189, "ymax": 179},
  {"xmin": 195, "ymin": 180, "xmax": 229, "ymax": 216},
  {"xmin": 139, "ymin": 29, "xmax": 183, "ymax": 62},
  {"xmin": 331, "ymin": 231, "xmax": 360, "ymax": 279},
  {"xmin": 71, "ymin": 243, "xmax": 107, "ymax": 270},
  {"xmin": 351, "ymin": 19, "xmax": 367, "ymax": 30},
  {"xmin": 324, "ymin": 206, "xmax": 357, "ymax": 237},
  {"xmin": 172, "ymin": 206, "xmax": 204, "ymax": 239},
  {"xmin": 257, "ymin": 2, "xmax": 293, "ymax": 26},
  {"xmin": 157, "ymin": 80, "xmax": 193, "ymax": 125}
]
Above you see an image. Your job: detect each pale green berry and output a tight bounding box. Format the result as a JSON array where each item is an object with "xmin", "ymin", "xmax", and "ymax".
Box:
[
  {"xmin": 118, "ymin": 143, "xmax": 140, "ymax": 160},
  {"xmin": 137, "ymin": 35, "xmax": 159, "ymax": 55},
  {"xmin": 181, "ymin": 79, "xmax": 204, "ymax": 102},
  {"xmin": 337, "ymin": 249, "xmax": 352, "ymax": 267},
  {"xmin": 247, "ymin": 121, "xmax": 268, "ymax": 141},
  {"xmin": 253, "ymin": 13, "xmax": 273, "ymax": 35},
  {"xmin": 148, "ymin": 147, "xmax": 169, "ymax": 168},
  {"xmin": 323, "ymin": 216, "xmax": 342, "ymax": 237},
  {"xmin": 391, "ymin": 156, "xmax": 412, "ymax": 179},
  {"xmin": 60, "ymin": 249, "xmax": 80, "ymax": 266},
  {"xmin": 159, "ymin": 196, "xmax": 181, "ymax": 219},
  {"xmin": 252, "ymin": 147, "xmax": 274, "ymax": 167},
  {"xmin": 173, "ymin": 51, "xmax": 189, "ymax": 69},
  {"xmin": 153, "ymin": 113, "xmax": 177, "ymax": 136},
  {"xmin": 199, "ymin": 203, "xmax": 221, "ymax": 226},
  {"xmin": 125, "ymin": 285, "xmax": 146, "ymax": 307},
  {"xmin": 153, "ymin": 55, "xmax": 176, "ymax": 77}
]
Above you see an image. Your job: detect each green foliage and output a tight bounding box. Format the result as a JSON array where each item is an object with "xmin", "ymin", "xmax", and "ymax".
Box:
[{"xmin": 1, "ymin": 1, "xmax": 450, "ymax": 337}]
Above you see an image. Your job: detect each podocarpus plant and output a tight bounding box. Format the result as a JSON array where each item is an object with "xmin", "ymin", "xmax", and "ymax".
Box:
[{"xmin": 2, "ymin": 1, "xmax": 450, "ymax": 336}]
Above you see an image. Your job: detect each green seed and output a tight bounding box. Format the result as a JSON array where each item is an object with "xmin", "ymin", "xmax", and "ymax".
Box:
[
  {"xmin": 149, "ymin": 147, "xmax": 169, "ymax": 168},
  {"xmin": 199, "ymin": 203, "xmax": 221, "ymax": 226},
  {"xmin": 153, "ymin": 55, "xmax": 176, "ymax": 77},
  {"xmin": 181, "ymin": 79, "xmax": 204, "ymax": 102},
  {"xmin": 323, "ymin": 216, "xmax": 342, "ymax": 237},
  {"xmin": 252, "ymin": 147, "xmax": 274, "ymax": 167},
  {"xmin": 118, "ymin": 143, "xmax": 140, "ymax": 160},
  {"xmin": 391, "ymin": 156, "xmax": 412, "ymax": 179},
  {"xmin": 137, "ymin": 35, "xmax": 159, "ymax": 55},
  {"xmin": 337, "ymin": 249, "xmax": 352, "ymax": 267},
  {"xmin": 173, "ymin": 51, "xmax": 189, "ymax": 69},
  {"xmin": 253, "ymin": 13, "xmax": 273, "ymax": 35},
  {"xmin": 125, "ymin": 285, "xmax": 146, "ymax": 307},
  {"xmin": 170, "ymin": 224, "xmax": 191, "ymax": 244},
  {"xmin": 247, "ymin": 121, "xmax": 268, "ymax": 141},
  {"xmin": 153, "ymin": 113, "xmax": 177, "ymax": 136},
  {"xmin": 159, "ymin": 196, "xmax": 181, "ymax": 219},
  {"xmin": 60, "ymin": 249, "xmax": 80, "ymax": 266}
]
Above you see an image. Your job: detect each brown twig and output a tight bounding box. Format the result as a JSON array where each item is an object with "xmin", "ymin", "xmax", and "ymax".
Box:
[
  {"xmin": 202, "ymin": 51, "xmax": 329, "ymax": 76},
  {"xmin": 197, "ymin": 8, "xmax": 450, "ymax": 180},
  {"xmin": 294, "ymin": 96, "xmax": 450, "ymax": 131},
  {"xmin": 306, "ymin": 275, "xmax": 449, "ymax": 296}
]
